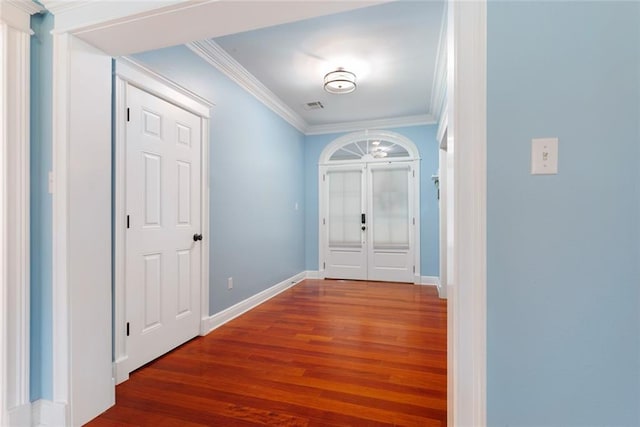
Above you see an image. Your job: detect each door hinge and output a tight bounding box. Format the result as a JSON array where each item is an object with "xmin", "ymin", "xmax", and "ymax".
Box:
[
  {"xmin": 126, "ymin": 322, "xmax": 130, "ymax": 336},
  {"xmin": 323, "ymin": 174, "xmax": 325, "ymax": 182},
  {"xmin": 323, "ymin": 262, "xmax": 326, "ymax": 269},
  {"xmin": 413, "ymin": 170, "xmax": 415, "ymax": 178},
  {"xmin": 413, "ymin": 266, "xmax": 415, "ymax": 273},
  {"xmin": 126, "ymin": 107, "xmax": 130, "ymax": 122},
  {"xmin": 413, "ymin": 217, "xmax": 415, "ymax": 225},
  {"xmin": 323, "ymin": 218, "xmax": 326, "ymax": 225},
  {"xmin": 126, "ymin": 215, "xmax": 130, "ymax": 229}
]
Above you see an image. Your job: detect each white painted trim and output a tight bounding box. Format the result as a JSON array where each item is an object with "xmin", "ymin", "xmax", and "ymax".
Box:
[
  {"xmin": 305, "ymin": 114, "xmax": 436, "ymax": 136},
  {"xmin": 186, "ymin": 40, "xmax": 435, "ymax": 137},
  {"xmin": 305, "ymin": 270, "xmax": 320, "ymax": 279},
  {"xmin": 31, "ymin": 400, "xmax": 67, "ymax": 427},
  {"xmin": 429, "ymin": 5, "xmax": 447, "ymax": 122},
  {"xmin": 437, "ymin": 102, "xmax": 448, "ymax": 150},
  {"xmin": 202, "ymin": 272, "xmax": 307, "ymax": 335},
  {"xmin": 187, "ymin": 40, "xmax": 306, "ymax": 132},
  {"xmin": 117, "ymin": 56, "xmax": 213, "ymax": 117},
  {"xmin": 114, "ymin": 57, "xmax": 212, "ymax": 385},
  {"xmin": 448, "ymin": 1, "xmax": 487, "ymax": 426},
  {"xmin": 51, "ymin": 32, "xmax": 71, "ymax": 423},
  {"xmin": 420, "ymin": 276, "xmax": 440, "ymax": 286},
  {"xmin": 0, "ymin": 12, "xmax": 35, "ymax": 426},
  {"xmin": 0, "ymin": 1, "xmax": 42, "ymax": 32},
  {"xmin": 318, "ymin": 129, "xmax": 421, "ymax": 165}
]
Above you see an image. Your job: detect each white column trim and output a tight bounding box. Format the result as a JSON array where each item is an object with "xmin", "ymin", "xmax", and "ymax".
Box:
[
  {"xmin": 448, "ymin": 1, "xmax": 487, "ymax": 426},
  {"xmin": 51, "ymin": 32, "xmax": 71, "ymax": 423},
  {"xmin": 1, "ymin": 0, "xmax": 45, "ymax": 424},
  {"xmin": 0, "ymin": 2, "xmax": 38, "ymax": 422}
]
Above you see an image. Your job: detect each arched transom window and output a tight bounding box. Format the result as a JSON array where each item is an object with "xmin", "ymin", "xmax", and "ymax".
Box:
[{"xmin": 319, "ymin": 130, "xmax": 420, "ymax": 165}]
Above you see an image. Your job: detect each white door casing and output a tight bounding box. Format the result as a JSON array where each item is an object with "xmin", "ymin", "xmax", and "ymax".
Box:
[
  {"xmin": 114, "ymin": 57, "xmax": 212, "ymax": 384},
  {"xmin": 319, "ymin": 130, "xmax": 421, "ymax": 284},
  {"xmin": 0, "ymin": 2, "xmax": 42, "ymax": 425}
]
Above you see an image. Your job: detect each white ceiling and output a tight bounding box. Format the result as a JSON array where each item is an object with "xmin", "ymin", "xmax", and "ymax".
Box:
[{"xmin": 211, "ymin": 1, "xmax": 446, "ymax": 129}]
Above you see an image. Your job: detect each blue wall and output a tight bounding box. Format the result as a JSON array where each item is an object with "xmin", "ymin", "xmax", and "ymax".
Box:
[
  {"xmin": 304, "ymin": 125, "xmax": 440, "ymax": 277},
  {"xmin": 30, "ymin": 12, "xmax": 54, "ymax": 402},
  {"xmin": 487, "ymin": 2, "xmax": 640, "ymax": 425},
  {"xmin": 134, "ymin": 46, "xmax": 306, "ymax": 314}
]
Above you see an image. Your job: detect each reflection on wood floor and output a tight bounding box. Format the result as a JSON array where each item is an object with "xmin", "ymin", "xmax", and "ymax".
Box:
[{"xmin": 87, "ymin": 279, "xmax": 447, "ymax": 426}]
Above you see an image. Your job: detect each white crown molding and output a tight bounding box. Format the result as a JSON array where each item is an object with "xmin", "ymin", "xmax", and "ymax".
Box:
[
  {"xmin": 39, "ymin": 0, "xmax": 93, "ymax": 15},
  {"xmin": 306, "ymin": 114, "xmax": 436, "ymax": 136},
  {"xmin": 6, "ymin": 0, "xmax": 44, "ymax": 16},
  {"xmin": 430, "ymin": 7, "xmax": 447, "ymax": 122},
  {"xmin": 187, "ymin": 39, "xmax": 307, "ymax": 133},
  {"xmin": 0, "ymin": 1, "xmax": 43, "ymax": 32},
  {"xmin": 186, "ymin": 39, "xmax": 436, "ymax": 136}
]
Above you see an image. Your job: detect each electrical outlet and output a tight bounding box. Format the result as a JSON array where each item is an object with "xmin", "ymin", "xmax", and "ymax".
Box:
[{"xmin": 227, "ymin": 277, "xmax": 233, "ymax": 290}]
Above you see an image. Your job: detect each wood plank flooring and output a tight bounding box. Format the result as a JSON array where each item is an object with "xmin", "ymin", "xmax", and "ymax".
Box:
[{"xmin": 87, "ymin": 279, "xmax": 447, "ymax": 426}]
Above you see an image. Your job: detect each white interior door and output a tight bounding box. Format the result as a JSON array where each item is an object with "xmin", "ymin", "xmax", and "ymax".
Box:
[
  {"xmin": 125, "ymin": 83, "xmax": 202, "ymax": 373},
  {"xmin": 321, "ymin": 161, "xmax": 417, "ymax": 283}
]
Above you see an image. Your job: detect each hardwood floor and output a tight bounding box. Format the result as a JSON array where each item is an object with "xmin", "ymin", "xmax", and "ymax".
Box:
[{"xmin": 87, "ymin": 279, "xmax": 447, "ymax": 426}]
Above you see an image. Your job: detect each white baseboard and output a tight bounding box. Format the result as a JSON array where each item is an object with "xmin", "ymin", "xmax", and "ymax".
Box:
[
  {"xmin": 32, "ymin": 400, "xmax": 67, "ymax": 427},
  {"xmin": 114, "ymin": 356, "xmax": 129, "ymax": 385},
  {"xmin": 8, "ymin": 402, "xmax": 31, "ymax": 426},
  {"xmin": 305, "ymin": 270, "xmax": 320, "ymax": 279},
  {"xmin": 202, "ymin": 271, "xmax": 307, "ymax": 334},
  {"xmin": 420, "ymin": 276, "xmax": 440, "ymax": 286},
  {"xmin": 438, "ymin": 282, "xmax": 448, "ymax": 299}
]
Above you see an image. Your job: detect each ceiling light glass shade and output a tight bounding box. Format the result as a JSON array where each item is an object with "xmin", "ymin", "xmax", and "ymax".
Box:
[{"xmin": 324, "ymin": 69, "xmax": 357, "ymax": 94}]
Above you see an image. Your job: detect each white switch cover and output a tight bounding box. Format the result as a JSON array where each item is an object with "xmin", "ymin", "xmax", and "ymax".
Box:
[{"xmin": 531, "ymin": 137, "xmax": 558, "ymax": 175}]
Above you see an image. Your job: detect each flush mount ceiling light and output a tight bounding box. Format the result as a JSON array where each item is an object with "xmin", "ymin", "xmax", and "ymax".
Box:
[{"xmin": 324, "ymin": 68, "xmax": 357, "ymax": 94}]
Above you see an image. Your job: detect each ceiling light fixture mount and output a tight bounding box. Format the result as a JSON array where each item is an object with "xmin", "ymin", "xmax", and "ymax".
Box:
[{"xmin": 324, "ymin": 68, "xmax": 357, "ymax": 94}]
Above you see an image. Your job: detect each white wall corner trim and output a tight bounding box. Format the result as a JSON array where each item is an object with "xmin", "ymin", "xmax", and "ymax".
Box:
[
  {"xmin": 51, "ymin": 31, "xmax": 71, "ymax": 423},
  {"xmin": 31, "ymin": 400, "xmax": 68, "ymax": 427},
  {"xmin": 202, "ymin": 272, "xmax": 307, "ymax": 334},
  {"xmin": 420, "ymin": 276, "xmax": 440, "ymax": 287},
  {"xmin": 187, "ymin": 39, "xmax": 307, "ymax": 132},
  {"xmin": 448, "ymin": 1, "xmax": 487, "ymax": 426},
  {"xmin": 0, "ymin": 5, "xmax": 39, "ymax": 424}
]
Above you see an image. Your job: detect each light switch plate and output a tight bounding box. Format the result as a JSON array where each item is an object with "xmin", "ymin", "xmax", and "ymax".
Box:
[{"xmin": 531, "ymin": 137, "xmax": 558, "ymax": 175}]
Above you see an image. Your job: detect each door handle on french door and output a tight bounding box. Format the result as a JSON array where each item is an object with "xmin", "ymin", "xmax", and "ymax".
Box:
[
  {"xmin": 193, "ymin": 233, "xmax": 203, "ymax": 242},
  {"xmin": 361, "ymin": 226, "xmax": 366, "ymax": 231},
  {"xmin": 361, "ymin": 213, "xmax": 366, "ymax": 224}
]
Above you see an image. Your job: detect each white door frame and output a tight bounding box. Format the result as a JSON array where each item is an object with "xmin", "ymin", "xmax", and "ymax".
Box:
[
  {"xmin": 113, "ymin": 57, "xmax": 213, "ymax": 384},
  {"xmin": 0, "ymin": 2, "xmax": 42, "ymax": 425},
  {"xmin": 447, "ymin": 1, "xmax": 487, "ymax": 425},
  {"xmin": 45, "ymin": 1, "xmax": 486, "ymax": 425}
]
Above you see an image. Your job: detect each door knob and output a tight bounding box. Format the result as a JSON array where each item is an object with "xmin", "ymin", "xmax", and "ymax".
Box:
[{"xmin": 193, "ymin": 233, "xmax": 203, "ymax": 242}]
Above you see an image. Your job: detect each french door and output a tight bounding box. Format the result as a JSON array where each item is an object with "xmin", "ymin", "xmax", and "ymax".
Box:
[{"xmin": 320, "ymin": 161, "xmax": 418, "ymax": 283}]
